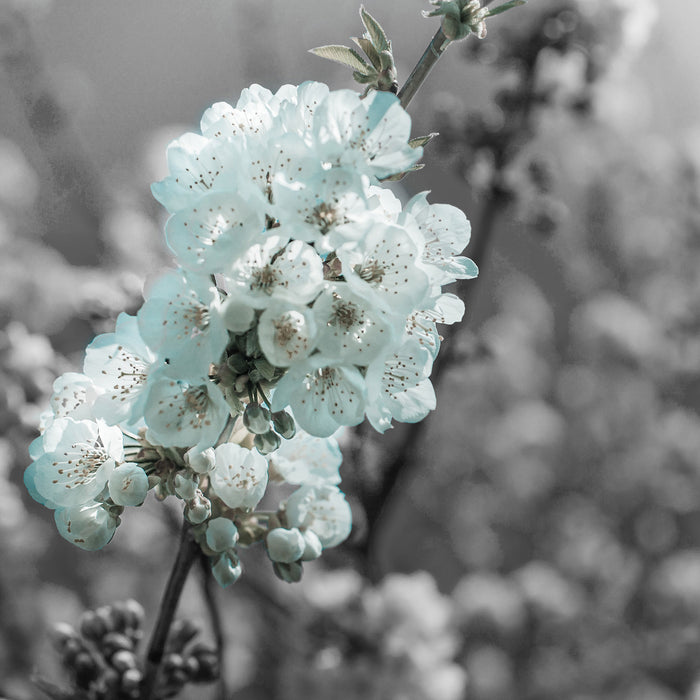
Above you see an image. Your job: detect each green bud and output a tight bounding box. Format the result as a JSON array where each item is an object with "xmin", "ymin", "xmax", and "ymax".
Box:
[
  {"xmin": 442, "ymin": 14, "xmax": 465, "ymax": 40},
  {"xmin": 243, "ymin": 403, "xmax": 271, "ymax": 434},
  {"xmin": 185, "ymin": 490, "xmax": 212, "ymax": 525},
  {"xmin": 254, "ymin": 430, "xmax": 282, "ymax": 455},
  {"xmin": 271, "ymin": 410, "xmax": 296, "ymax": 439}
]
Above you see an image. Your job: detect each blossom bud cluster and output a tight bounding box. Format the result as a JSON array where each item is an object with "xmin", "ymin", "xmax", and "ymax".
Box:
[
  {"xmin": 50, "ymin": 600, "xmax": 145, "ymax": 699},
  {"xmin": 25, "ymin": 81, "xmax": 475, "ymax": 583},
  {"xmin": 48, "ymin": 600, "xmax": 218, "ymax": 699}
]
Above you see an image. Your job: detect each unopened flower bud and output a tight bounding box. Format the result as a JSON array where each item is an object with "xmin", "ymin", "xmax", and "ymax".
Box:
[
  {"xmin": 266, "ymin": 527, "xmax": 305, "ymax": 563},
  {"xmin": 205, "ymin": 517, "xmax": 239, "ymax": 553},
  {"xmin": 74, "ymin": 650, "xmax": 99, "ymax": 688},
  {"xmin": 168, "ymin": 618, "xmax": 200, "ymax": 652},
  {"xmin": 79, "ymin": 610, "xmax": 107, "ymax": 641},
  {"xmin": 185, "ymin": 446, "xmax": 216, "ymax": 474},
  {"xmin": 101, "ymin": 631, "xmax": 135, "ymax": 657},
  {"xmin": 163, "ymin": 652, "xmax": 185, "ymax": 672},
  {"xmin": 163, "ymin": 652, "xmax": 190, "ymax": 686},
  {"xmin": 254, "ymin": 430, "xmax": 281, "ymax": 455},
  {"xmin": 272, "ymin": 410, "xmax": 296, "ymax": 439},
  {"xmin": 301, "ymin": 529, "xmax": 324, "ymax": 561},
  {"xmin": 51, "ymin": 622, "xmax": 80, "ymax": 653},
  {"xmin": 121, "ymin": 667, "xmax": 143, "ymax": 695},
  {"xmin": 185, "ymin": 490, "xmax": 211, "ymax": 524},
  {"xmin": 211, "ymin": 551, "xmax": 242, "ymax": 588},
  {"xmin": 221, "ymin": 297, "xmax": 255, "ymax": 333},
  {"xmin": 174, "ymin": 471, "xmax": 198, "ymax": 500},
  {"xmin": 243, "ymin": 403, "xmax": 271, "ymax": 434},
  {"xmin": 184, "ymin": 655, "xmax": 200, "ymax": 679},
  {"xmin": 189, "ymin": 644, "xmax": 220, "ymax": 682},
  {"xmin": 112, "ymin": 599, "xmax": 144, "ymax": 637},
  {"xmin": 110, "ymin": 649, "xmax": 138, "ymax": 672}
]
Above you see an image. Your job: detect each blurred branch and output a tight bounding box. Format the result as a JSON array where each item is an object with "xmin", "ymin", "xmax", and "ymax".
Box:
[
  {"xmin": 360, "ymin": 53, "xmax": 541, "ymax": 578},
  {"xmin": 359, "ymin": 184, "xmax": 506, "ymax": 578}
]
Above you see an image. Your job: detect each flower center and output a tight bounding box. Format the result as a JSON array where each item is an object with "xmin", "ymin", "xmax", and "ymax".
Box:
[
  {"xmin": 182, "ymin": 303, "xmax": 210, "ymax": 335},
  {"xmin": 274, "ymin": 318, "xmax": 298, "ymax": 347},
  {"xmin": 250, "ymin": 265, "xmax": 279, "ymax": 294},
  {"xmin": 330, "ymin": 298, "xmax": 359, "ymax": 330},
  {"xmin": 310, "ymin": 202, "xmax": 338, "ymax": 234},
  {"xmin": 184, "ymin": 386, "xmax": 209, "ymax": 418},
  {"xmin": 57, "ymin": 439, "xmax": 108, "ymax": 487},
  {"xmin": 355, "ymin": 259, "xmax": 385, "ymax": 285}
]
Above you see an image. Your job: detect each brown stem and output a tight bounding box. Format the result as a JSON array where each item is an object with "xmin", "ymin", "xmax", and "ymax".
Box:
[{"xmin": 141, "ymin": 521, "xmax": 199, "ymax": 700}]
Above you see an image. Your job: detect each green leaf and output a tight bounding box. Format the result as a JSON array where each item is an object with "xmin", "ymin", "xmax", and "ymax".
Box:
[
  {"xmin": 486, "ymin": 0, "xmax": 526, "ymax": 18},
  {"xmin": 381, "ymin": 163, "xmax": 426, "ymax": 181},
  {"xmin": 379, "ymin": 49, "xmax": 394, "ymax": 72},
  {"xmin": 254, "ymin": 358, "xmax": 277, "ymax": 382},
  {"xmin": 352, "ymin": 36, "xmax": 382, "ymax": 70},
  {"xmin": 352, "ymin": 70, "xmax": 378, "ymax": 84},
  {"xmin": 359, "ymin": 5, "xmax": 390, "ymax": 52},
  {"xmin": 309, "ymin": 45, "xmax": 370, "ymax": 72},
  {"xmin": 409, "ymin": 132, "xmax": 439, "ymax": 149}
]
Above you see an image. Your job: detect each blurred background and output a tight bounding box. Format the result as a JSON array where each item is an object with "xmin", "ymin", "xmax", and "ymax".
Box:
[{"xmin": 3, "ymin": 0, "xmax": 700, "ymax": 698}]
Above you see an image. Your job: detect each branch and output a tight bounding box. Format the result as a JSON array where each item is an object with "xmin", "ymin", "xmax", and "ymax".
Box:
[
  {"xmin": 141, "ymin": 521, "xmax": 199, "ymax": 700},
  {"xmin": 359, "ymin": 182, "xmax": 505, "ymax": 576},
  {"xmin": 397, "ymin": 27, "xmax": 451, "ymax": 109}
]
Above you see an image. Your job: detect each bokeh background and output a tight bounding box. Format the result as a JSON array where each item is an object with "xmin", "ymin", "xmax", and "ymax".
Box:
[{"xmin": 3, "ymin": 0, "xmax": 700, "ymax": 698}]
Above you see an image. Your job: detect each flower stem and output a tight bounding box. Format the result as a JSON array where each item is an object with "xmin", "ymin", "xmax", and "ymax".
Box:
[
  {"xmin": 141, "ymin": 521, "xmax": 199, "ymax": 700},
  {"xmin": 397, "ymin": 27, "xmax": 451, "ymax": 109}
]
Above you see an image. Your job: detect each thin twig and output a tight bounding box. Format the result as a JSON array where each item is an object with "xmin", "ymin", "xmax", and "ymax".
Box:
[
  {"xmin": 141, "ymin": 521, "xmax": 199, "ymax": 700},
  {"xmin": 199, "ymin": 553, "xmax": 228, "ymax": 700},
  {"xmin": 397, "ymin": 27, "xmax": 451, "ymax": 109}
]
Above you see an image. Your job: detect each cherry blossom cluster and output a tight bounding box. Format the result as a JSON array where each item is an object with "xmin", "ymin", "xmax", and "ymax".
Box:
[{"xmin": 24, "ymin": 82, "xmax": 476, "ymax": 585}]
